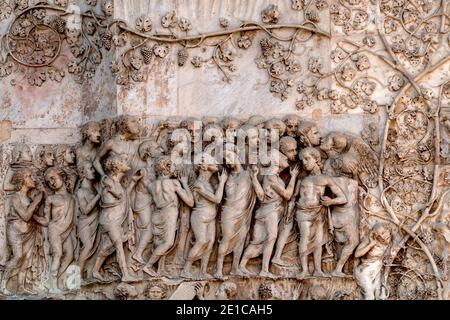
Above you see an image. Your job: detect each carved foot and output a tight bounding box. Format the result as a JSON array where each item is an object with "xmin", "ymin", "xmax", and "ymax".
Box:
[
  {"xmin": 131, "ymin": 254, "xmax": 146, "ymax": 265},
  {"xmin": 92, "ymin": 271, "xmax": 106, "ymax": 283},
  {"xmin": 259, "ymin": 271, "xmax": 276, "ymax": 279},
  {"xmin": 233, "ymin": 267, "xmax": 252, "ymax": 277},
  {"xmin": 213, "ymin": 271, "xmax": 225, "ymax": 280},
  {"xmin": 143, "ymin": 266, "xmax": 158, "ymax": 277},
  {"xmin": 180, "ymin": 270, "xmax": 193, "ymax": 279},
  {"xmin": 272, "ymin": 258, "xmax": 297, "ymax": 268},
  {"xmin": 331, "ymin": 270, "xmax": 347, "ymax": 277},
  {"xmin": 121, "ymin": 275, "xmax": 138, "ymax": 283},
  {"xmin": 199, "ymin": 273, "xmax": 214, "ymax": 280},
  {"xmin": 313, "ymin": 271, "xmax": 330, "ymax": 278}
]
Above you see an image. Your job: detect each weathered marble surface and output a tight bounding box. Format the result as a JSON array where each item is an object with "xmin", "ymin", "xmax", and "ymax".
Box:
[{"xmin": 0, "ymin": 0, "xmax": 449, "ymax": 300}]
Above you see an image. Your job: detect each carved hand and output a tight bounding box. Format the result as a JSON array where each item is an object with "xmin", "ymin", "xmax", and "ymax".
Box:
[
  {"xmin": 320, "ymin": 196, "xmax": 334, "ymax": 207},
  {"xmin": 251, "ymin": 165, "xmax": 259, "ymax": 178},
  {"xmin": 290, "ymin": 164, "xmax": 300, "ymax": 178},
  {"xmin": 219, "ymin": 169, "xmax": 228, "ymax": 184}
]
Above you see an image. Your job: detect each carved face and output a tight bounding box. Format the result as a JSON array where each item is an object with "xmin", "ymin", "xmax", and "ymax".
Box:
[
  {"xmin": 88, "ymin": 126, "xmax": 101, "ymax": 144},
  {"xmin": 307, "ymin": 126, "xmax": 321, "ymax": 147},
  {"xmin": 148, "ymin": 286, "xmax": 164, "ymax": 300},
  {"xmin": 374, "ymin": 226, "xmax": 391, "ymax": 244},
  {"xmin": 245, "ymin": 128, "xmax": 259, "ymax": 147},
  {"xmin": 319, "ymin": 135, "xmax": 333, "ymax": 154},
  {"xmin": 44, "ymin": 150, "xmax": 55, "ymax": 167},
  {"xmin": 23, "ymin": 170, "xmax": 36, "ymax": 189},
  {"xmin": 125, "ymin": 118, "xmax": 140, "ymax": 136},
  {"xmin": 280, "ymin": 140, "xmax": 297, "ymax": 162},
  {"xmin": 284, "ymin": 117, "xmax": 300, "ymax": 137},
  {"xmin": 20, "ymin": 147, "xmax": 33, "ymax": 163},
  {"xmin": 65, "ymin": 148, "xmax": 76, "ymax": 165},
  {"xmin": 301, "ymin": 150, "xmax": 319, "ymax": 172},
  {"xmin": 83, "ymin": 162, "xmax": 96, "ymax": 180},
  {"xmin": 46, "ymin": 171, "xmax": 64, "ymax": 191}
]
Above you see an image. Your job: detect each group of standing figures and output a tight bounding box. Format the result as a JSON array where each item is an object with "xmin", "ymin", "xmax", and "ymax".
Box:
[{"xmin": 0, "ymin": 114, "xmax": 391, "ymax": 299}]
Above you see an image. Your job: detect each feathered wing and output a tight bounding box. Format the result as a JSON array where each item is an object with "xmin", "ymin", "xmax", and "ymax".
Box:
[{"xmin": 348, "ymin": 137, "xmax": 380, "ymax": 188}]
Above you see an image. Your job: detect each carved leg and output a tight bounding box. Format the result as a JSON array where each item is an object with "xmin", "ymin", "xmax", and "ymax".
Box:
[
  {"xmin": 272, "ymin": 221, "xmax": 293, "ymax": 266},
  {"xmin": 260, "ymin": 219, "xmax": 277, "ymax": 277},
  {"xmin": 132, "ymin": 209, "xmax": 152, "ymax": 265},
  {"xmin": 297, "ymin": 221, "xmax": 311, "ymax": 279},
  {"xmin": 332, "ymin": 236, "xmax": 358, "ymax": 277}
]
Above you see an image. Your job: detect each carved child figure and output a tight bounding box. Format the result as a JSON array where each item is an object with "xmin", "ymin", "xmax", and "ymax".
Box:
[
  {"xmin": 35, "ymin": 167, "xmax": 76, "ymax": 292},
  {"xmin": 295, "ymin": 147, "xmax": 347, "ymax": 278},
  {"xmin": 181, "ymin": 153, "xmax": 228, "ymax": 279},
  {"xmin": 92, "ymin": 155, "xmax": 144, "ymax": 283},
  {"xmin": 0, "ymin": 168, "xmax": 43, "ymax": 295},
  {"xmin": 142, "ymin": 156, "xmax": 194, "ymax": 277},
  {"xmin": 354, "ymin": 223, "xmax": 391, "ymax": 300},
  {"xmin": 239, "ymin": 150, "xmax": 299, "ymax": 277},
  {"xmin": 76, "ymin": 161, "xmax": 101, "ymax": 280}
]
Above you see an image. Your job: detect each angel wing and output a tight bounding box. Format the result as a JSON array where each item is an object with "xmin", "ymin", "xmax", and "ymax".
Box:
[{"xmin": 348, "ymin": 137, "xmax": 380, "ymax": 188}]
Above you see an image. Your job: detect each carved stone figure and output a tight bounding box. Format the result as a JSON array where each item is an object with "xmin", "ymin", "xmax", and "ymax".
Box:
[
  {"xmin": 240, "ymin": 150, "xmax": 299, "ymax": 277},
  {"xmin": 181, "ymin": 154, "xmax": 227, "ymax": 279},
  {"xmin": 297, "ymin": 121, "xmax": 322, "ymax": 148},
  {"xmin": 214, "ymin": 144, "xmax": 264, "ymax": 278},
  {"xmin": 282, "ymin": 115, "xmax": 301, "ymax": 138},
  {"xmin": 295, "ymin": 147, "xmax": 347, "ymax": 278},
  {"xmin": 142, "ymin": 156, "xmax": 194, "ymax": 277},
  {"xmin": 354, "ymin": 223, "xmax": 391, "ymax": 300},
  {"xmin": 76, "ymin": 161, "xmax": 101, "ymax": 280},
  {"xmin": 92, "ymin": 155, "xmax": 143, "ymax": 283},
  {"xmin": 272, "ymin": 137, "xmax": 299, "ymax": 267},
  {"xmin": 36, "ymin": 167, "xmax": 76, "ymax": 292},
  {"xmin": 0, "ymin": 168, "xmax": 43, "ymax": 295},
  {"xmin": 130, "ymin": 140, "xmax": 163, "ymax": 265}
]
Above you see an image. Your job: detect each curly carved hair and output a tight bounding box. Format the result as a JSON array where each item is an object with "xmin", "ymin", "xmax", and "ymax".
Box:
[
  {"xmin": 55, "ymin": 145, "xmax": 76, "ymax": 166},
  {"xmin": 258, "ymin": 282, "xmax": 274, "ymax": 300},
  {"xmin": 44, "ymin": 166, "xmax": 66, "ymax": 185},
  {"xmin": 300, "ymin": 147, "xmax": 323, "ymax": 170},
  {"xmin": 154, "ymin": 156, "xmax": 174, "ymax": 177},
  {"xmin": 115, "ymin": 115, "xmax": 139, "ymax": 135},
  {"xmin": 80, "ymin": 121, "xmax": 101, "ymax": 142},
  {"xmin": 104, "ymin": 155, "xmax": 129, "ymax": 175},
  {"xmin": 145, "ymin": 282, "xmax": 168, "ymax": 300}
]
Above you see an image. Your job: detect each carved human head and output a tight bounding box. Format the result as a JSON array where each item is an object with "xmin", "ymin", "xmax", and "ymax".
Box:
[
  {"xmin": 224, "ymin": 143, "xmax": 239, "ymax": 168},
  {"xmin": 265, "ymin": 148, "xmax": 289, "ymax": 174},
  {"xmin": 258, "ymin": 282, "xmax": 278, "ymax": 300},
  {"xmin": 320, "ymin": 132, "xmax": 348, "ymax": 156},
  {"xmin": 180, "ymin": 117, "xmax": 201, "ymax": 143},
  {"xmin": 11, "ymin": 168, "xmax": 35, "ymax": 191},
  {"xmin": 104, "ymin": 155, "xmax": 130, "ymax": 175},
  {"xmin": 116, "ymin": 115, "xmax": 140, "ymax": 138},
  {"xmin": 282, "ymin": 114, "xmax": 301, "ymax": 137},
  {"xmin": 246, "ymin": 115, "xmax": 266, "ymax": 129},
  {"xmin": 279, "ymin": 136, "xmax": 298, "ymax": 162},
  {"xmin": 138, "ymin": 140, "xmax": 163, "ymax": 161},
  {"xmin": 102, "ymin": 0, "xmax": 114, "ymax": 16},
  {"xmin": 154, "ymin": 156, "xmax": 174, "ymax": 177},
  {"xmin": 300, "ymin": 147, "xmax": 322, "ymax": 172},
  {"xmin": 239, "ymin": 124, "xmax": 259, "ymax": 148},
  {"xmin": 77, "ymin": 161, "xmax": 96, "ymax": 181},
  {"xmin": 11, "ymin": 144, "xmax": 33, "ymax": 164},
  {"xmin": 146, "ymin": 283, "xmax": 167, "ymax": 300},
  {"xmin": 44, "ymin": 167, "xmax": 66, "ymax": 191},
  {"xmin": 56, "ymin": 145, "xmax": 76, "ymax": 166},
  {"xmin": 298, "ymin": 121, "xmax": 321, "ymax": 147},
  {"xmin": 443, "ymin": 170, "xmax": 450, "ymax": 185},
  {"xmin": 222, "ymin": 117, "xmax": 241, "ymax": 131},
  {"xmin": 264, "ymin": 119, "xmax": 286, "ymax": 137},
  {"xmin": 215, "ymin": 281, "xmax": 237, "ymax": 300},
  {"xmin": 198, "ymin": 152, "xmax": 219, "ymax": 173},
  {"xmin": 203, "ymin": 123, "xmax": 224, "ymax": 145},
  {"xmin": 37, "ymin": 145, "xmax": 56, "ymax": 167},
  {"xmin": 81, "ymin": 121, "xmax": 101, "ymax": 144},
  {"xmin": 371, "ymin": 223, "xmax": 391, "ymax": 245}
]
